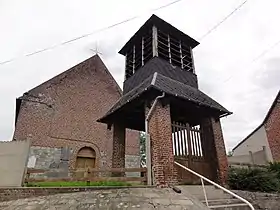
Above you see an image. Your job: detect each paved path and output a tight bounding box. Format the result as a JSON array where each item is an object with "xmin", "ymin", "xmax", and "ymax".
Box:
[{"xmin": 0, "ymin": 188, "xmax": 206, "ymax": 210}]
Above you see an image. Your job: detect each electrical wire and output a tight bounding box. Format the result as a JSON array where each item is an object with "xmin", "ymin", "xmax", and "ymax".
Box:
[
  {"xmin": 199, "ymin": 0, "xmax": 248, "ymax": 41},
  {"xmin": 0, "ymin": 0, "xmax": 184, "ymax": 66}
]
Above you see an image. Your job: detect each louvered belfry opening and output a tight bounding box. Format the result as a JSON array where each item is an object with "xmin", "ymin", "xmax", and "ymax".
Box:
[
  {"xmin": 125, "ymin": 29, "xmax": 153, "ymax": 79},
  {"xmin": 157, "ymin": 30, "xmax": 194, "ymax": 72}
]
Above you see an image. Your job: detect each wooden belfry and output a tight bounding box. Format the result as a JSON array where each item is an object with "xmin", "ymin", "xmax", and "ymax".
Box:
[{"xmin": 98, "ymin": 15, "xmax": 232, "ymax": 187}]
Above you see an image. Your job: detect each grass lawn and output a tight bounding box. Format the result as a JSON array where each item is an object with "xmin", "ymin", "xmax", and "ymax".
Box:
[{"xmin": 25, "ymin": 181, "xmax": 132, "ymax": 187}]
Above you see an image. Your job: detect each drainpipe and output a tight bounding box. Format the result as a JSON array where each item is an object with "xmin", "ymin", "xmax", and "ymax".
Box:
[{"xmin": 145, "ymin": 92, "xmax": 165, "ymax": 186}]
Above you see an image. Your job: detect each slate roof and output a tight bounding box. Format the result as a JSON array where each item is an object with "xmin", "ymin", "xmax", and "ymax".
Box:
[
  {"xmin": 123, "ymin": 57, "xmax": 198, "ymax": 94},
  {"xmin": 232, "ymin": 90, "xmax": 280, "ymax": 151},
  {"xmin": 119, "ymin": 14, "xmax": 199, "ymax": 55},
  {"xmin": 98, "ymin": 72, "xmax": 231, "ymax": 123},
  {"xmin": 154, "ymin": 73, "xmax": 230, "ymax": 113}
]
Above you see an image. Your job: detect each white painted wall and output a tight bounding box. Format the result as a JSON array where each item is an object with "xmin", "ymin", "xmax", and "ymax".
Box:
[
  {"xmin": 233, "ymin": 125, "xmax": 273, "ymax": 162},
  {"xmin": 0, "ymin": 140, "xmax": 30, "ymax": 187}
]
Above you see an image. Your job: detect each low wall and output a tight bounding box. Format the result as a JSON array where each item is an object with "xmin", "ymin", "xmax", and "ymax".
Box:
[
  {"xmin": 233, "ymin": 190, "xmax": 280, "ymax": 210},
  {"xmin": 125, "ymin": 155, "xmax": 140, "ymax": 177},
  {"xmin": 0, "ymin": 140, "xmax": 30, "ymax": 187},
  {"xmin": 28, "ymin": 146, "xmax": 140, "ymax": 178},
  {"xmin": 0, "ymin": 186, "xmax": 151, "ymax": 202}
]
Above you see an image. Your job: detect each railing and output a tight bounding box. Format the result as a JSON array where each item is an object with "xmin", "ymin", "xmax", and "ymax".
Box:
[
  {"xmin": 25, "ymin": 167, "xmax": 147, "ymax": 185},
  {"xmin": 174, "ymin": 161, "xmax": 254, "ymax": 210}
]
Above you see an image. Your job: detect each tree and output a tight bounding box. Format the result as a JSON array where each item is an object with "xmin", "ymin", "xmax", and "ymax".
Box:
[{"xmin": 139, "ymin": 132, "xmax": 146, "ymax": 167}]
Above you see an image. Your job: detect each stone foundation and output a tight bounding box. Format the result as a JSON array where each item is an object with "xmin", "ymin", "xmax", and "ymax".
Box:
[
  {"xmin": 27, "ymin": 146, "xmax": 72, "ymax": 178},
  {"xmin": 27, "ymin": 146, "xmax": 140, "ymax": 178}
]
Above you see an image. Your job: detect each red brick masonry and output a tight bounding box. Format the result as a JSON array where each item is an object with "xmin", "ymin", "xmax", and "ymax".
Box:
[
  {"xmin": 147, "ymin": 101, "xmax": 178, "ymax": 187},
  {"xmin": 13, "ymin": 55, "xmax": 139, "ymax": 169},
  {"xmin": 265, "ymin": 98, "xmax": 280, "ymax": 161}
]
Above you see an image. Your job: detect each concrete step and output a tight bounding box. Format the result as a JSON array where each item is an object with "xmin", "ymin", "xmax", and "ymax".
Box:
[
  {"xmin": 202, "ymin": 198, "xmax": 242, "ymax": 205},
  {"xmin": 208, "ymin": 203, "xmax": 251, "ymax": 210},
  {"xmin": 178, "ymin": 185, "xmax": 232, "ymax": 200},
  {"xmin": 177, "ymin": 185, "xmax": 253, "ymax": 209}
]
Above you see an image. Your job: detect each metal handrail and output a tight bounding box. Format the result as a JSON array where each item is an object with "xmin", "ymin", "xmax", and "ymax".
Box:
[{"xmin": 174, "ymin": 161, "xmax": 255, "ymax": 210}]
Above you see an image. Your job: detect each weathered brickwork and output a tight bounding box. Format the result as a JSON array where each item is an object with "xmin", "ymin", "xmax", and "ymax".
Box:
[
  {"xmin": 147, "ymin": 101, "xmax": 178, "ymax": 187},
  {"xmin": 265, "ymin": 98, "xmax": 280, "ymax": 161},
  {"xmin": 13, "ymin": 55, "xmax": 139, "ymax": 171},
  {"xmin": 210, "ymin": 118, "xmax": 228, "ymax": 186},
  {"xmin": 112, "ymin": 123, "xmax": 126, "ymax": 170}
]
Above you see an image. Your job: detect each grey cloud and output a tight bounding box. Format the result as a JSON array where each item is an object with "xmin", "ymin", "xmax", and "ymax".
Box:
[{"xmin": 254, "ymin": 57, "xmax": 280, "ymax": 90}]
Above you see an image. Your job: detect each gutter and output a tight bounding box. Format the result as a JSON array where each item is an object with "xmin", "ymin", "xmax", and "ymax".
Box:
[{"xmin": 145, "ymin": 92, "xmax": 165, "ymax": 186}]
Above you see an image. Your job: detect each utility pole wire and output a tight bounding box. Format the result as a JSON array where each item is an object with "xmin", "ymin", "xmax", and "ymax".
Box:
[
  {"xmin": 199, "ymin": 0, "xmax": 248, "ymax": 41},
  {"xmin": 252, "ymin": 39, "xmax": 280, "ymax": 63},
  {"xmin": 0, "ymin": 0, "xmax": 183, "ymax": 66},
  {"xmin": 220, "ymin": 38, "xmax": 280, "ymax": 84}
]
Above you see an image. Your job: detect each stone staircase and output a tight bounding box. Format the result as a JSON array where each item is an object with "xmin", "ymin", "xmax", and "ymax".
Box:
[{"xmin": 178, "ymin": 185, "xmax": 252, "ymax": 210}]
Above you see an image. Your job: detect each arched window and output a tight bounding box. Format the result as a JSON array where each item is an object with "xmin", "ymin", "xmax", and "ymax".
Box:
[{"xmin": 75, "ymin": 147, "xmax": 96, "ymax": 170}]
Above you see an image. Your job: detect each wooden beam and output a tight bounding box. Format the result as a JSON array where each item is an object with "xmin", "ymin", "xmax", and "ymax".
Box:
[
  {"xmin": 27, "ymin": 167, "xmax": 147, "ymax": 174},
  {"xmin": 179, "ymin": 41, "xmax": 183, "ymax": 69},
  {"xmin": 25, "ymin": 177, "xmax": 146, "ymax": 183},
  {"xmin": 190, "ymin": 47, "xmax": 195, "ymax": 74},
  {"xmin": 168, "ymin": 34, "xmax": 172, "ymax": 63},
  {"xmin": 142, "ymin": 36, "xmax": 144, "ymax": 66},
  {"xmin": 133, "ymin": 45, "xmax": 136, "ymax": 73},
  {"xmin": 152, "ymin": 26, "xmax": 158, "ymax": 57}
]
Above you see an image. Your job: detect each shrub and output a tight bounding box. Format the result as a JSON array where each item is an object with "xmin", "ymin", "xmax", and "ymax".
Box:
[
  {"xmin": 228, "ymin": 167, "xmax": 280, "ymax": 192},
  {"xmin": 268, "ymin": 162, "xmax": 280, "ymax": 179}
]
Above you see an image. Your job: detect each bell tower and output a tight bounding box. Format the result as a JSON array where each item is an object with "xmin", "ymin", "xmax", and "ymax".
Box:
[
  {"xmin": 120, "ymin": 15, "xmax": 199, "ymax": 94},
  {"xmin": 98, "ymin": 15, "xmax": 231, "ymax": 187}
]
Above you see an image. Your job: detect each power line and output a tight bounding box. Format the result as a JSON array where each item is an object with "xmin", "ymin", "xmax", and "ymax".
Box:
[
  {"xmin": 219, "ymin": 37, "xmax": 280, "ymax": 84},
  {"xmin": 199, "ymin": 0, "xmax": 248, "ymax": 41},
  {"xmin": 252, "ymin": 38, "xmax": 280, "ymax": 63},
  {"xmin": 0, "ymin": 0, "xmax": 184, "ymax": 66}
]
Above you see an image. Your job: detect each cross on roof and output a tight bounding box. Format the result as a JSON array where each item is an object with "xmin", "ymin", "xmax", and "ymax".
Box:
[{"xmin": 90, "ymin": 42, "xmax": 102, "ymax": 55}]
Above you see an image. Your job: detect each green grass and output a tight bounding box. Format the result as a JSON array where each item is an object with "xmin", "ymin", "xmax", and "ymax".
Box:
[{"xmin": 25, "ymin": 181, "xmax": 132, "ymax": 187}]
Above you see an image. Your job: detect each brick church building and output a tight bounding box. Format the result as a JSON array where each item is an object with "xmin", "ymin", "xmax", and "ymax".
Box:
[
  {"xmin": 13, "ymin": 55, "xmax": 140, "ymax": 175},
  {"xmin": 14, "ymin": 14, "xmax": 230, "ymax": 186}
]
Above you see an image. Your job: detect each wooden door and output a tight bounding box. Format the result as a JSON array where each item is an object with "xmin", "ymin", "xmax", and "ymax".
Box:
[{"xmin": 75, "ymin": 157, "xmax": 95, "ymax": 178}]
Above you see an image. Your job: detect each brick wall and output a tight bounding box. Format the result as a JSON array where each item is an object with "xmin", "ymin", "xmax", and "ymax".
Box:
[
  {"xmin": 211, "ymin": 118, "xmax": 228, "ymax": 186},
  {"xmin": 13, "ymin": 55, "xmax": 139, "ymax": 170},
  {"xmin": 147, "ymin": 100, "xmax": 177, "ymax": 187},
  {"xmin": 265, "ymin": 98, "xmax": 280, "ymax": 161}
]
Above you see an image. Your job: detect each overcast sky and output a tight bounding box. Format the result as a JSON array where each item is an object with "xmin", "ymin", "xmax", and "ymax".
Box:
[{"xmin": 0, "ymin": 0, "xmax": 279, "ymax": 150}]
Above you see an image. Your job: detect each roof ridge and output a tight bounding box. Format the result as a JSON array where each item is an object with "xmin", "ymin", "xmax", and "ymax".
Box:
[
  {"xmin": 151, "ymin": 72, "xmax": 158, "ymax": 85},
  {"xmin": 154, "ymin": 73, "xmax": 230, "ymax": 113},
  {"xmin": 20, "ymin": 54, "xmax": 102, "ymax": 96}
]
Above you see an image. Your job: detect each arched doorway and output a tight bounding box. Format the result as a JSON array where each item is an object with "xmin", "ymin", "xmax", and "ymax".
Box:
[{"xmin": 75, "ymin": 147, "xmax": 96, "ymax": 177}]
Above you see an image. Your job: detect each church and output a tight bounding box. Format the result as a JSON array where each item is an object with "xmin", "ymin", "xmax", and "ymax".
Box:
[
  {"xmin": 13, "ymin": 55, "xmax": 140, "ymax": 177},
  {"xmin": 14, "ymin": 14, "xmax": 230, "ymax": 186}
]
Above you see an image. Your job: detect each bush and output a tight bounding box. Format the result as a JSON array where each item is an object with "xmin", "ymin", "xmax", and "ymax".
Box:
[
  {"xmin": 268, "ymin": 162, "xmax": 280, "ymax": 179},
  {"xmin": 228, "ymin": 167, "xmax": 280, "ymax": 192}
]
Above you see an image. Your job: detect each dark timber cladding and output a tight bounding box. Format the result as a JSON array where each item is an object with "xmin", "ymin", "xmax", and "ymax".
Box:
[{"xmin": 119, "ymin": 14, "xmax": 199, "ymax": 80}]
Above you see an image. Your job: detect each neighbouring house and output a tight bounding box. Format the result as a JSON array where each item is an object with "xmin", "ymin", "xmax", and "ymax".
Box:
[
  {"xmin": 232, "ymin": 90, "xmax": 280, "ymax": 163},
  {"xmin": 13, "ymin": 55, "xmax": 140, "ymax": 177}
]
